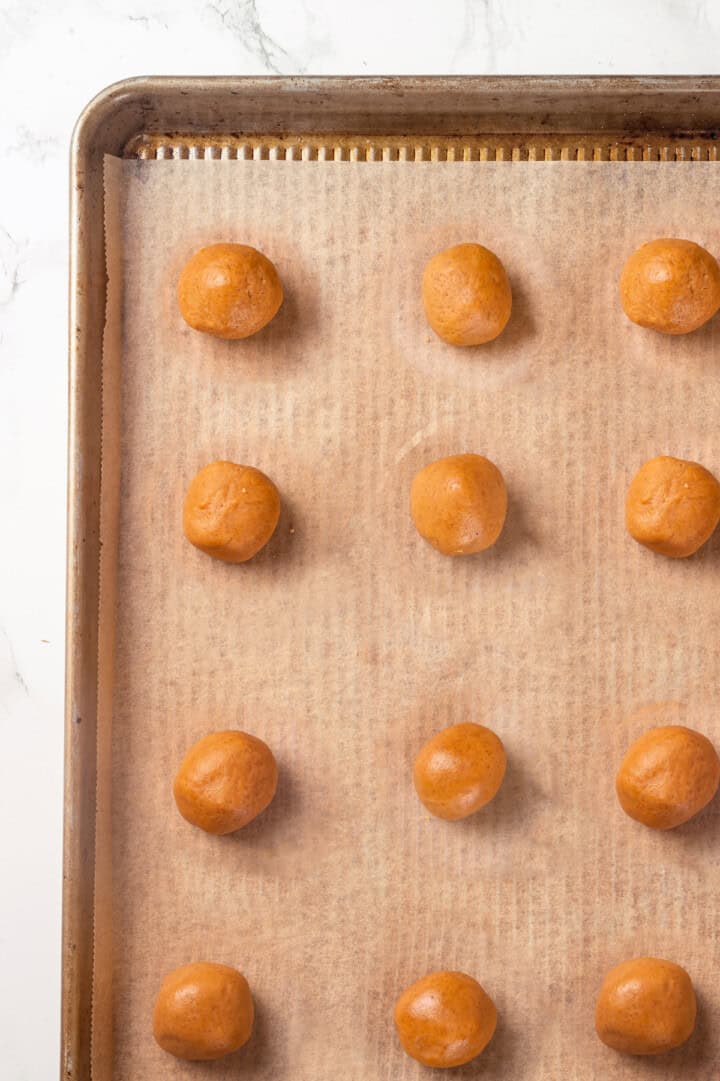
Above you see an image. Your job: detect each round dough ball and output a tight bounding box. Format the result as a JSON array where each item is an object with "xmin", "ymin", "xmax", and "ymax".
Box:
[
  {"xmin": 174, "ymin": 730, "xmax": 278, "ymax": 834},
  {"xmin": 625, "ymin": 455, "xmax": 720, "ymax": 558},
  {"xmin": 178, "ymin": 242, "xmax": 283, "ymax": 339},
  {"xmin": 595, "ymin": 957, "xmax": 696, "ymax": 1055},
  {"xmin": 410, "ymin": 453, "xmax": 507, "ymax": 556},
  {"xmin": 422, "ymin": 242, "xmax": 512, "ymax": 346},
  {"xmin": 153, "ymin": 962, "xmax": 254, "ymax": 1060},
  {"xmin": 183, "ymin": 460, "xmax": 281, "ymax": 563},
  {"xmin": 616, "ymin": 724, "xmax": 720, "ymax": 830},
  {"xmin": 394, "ymin": 970, "xmax": 497, "ymax": 1068},
  {"xmin": 620, "ymin": 238, "xmax": 720, "ymax": 335},
  {"xmin": 414, "ymin": 722, "xmax": 506, "ymax": 820}
]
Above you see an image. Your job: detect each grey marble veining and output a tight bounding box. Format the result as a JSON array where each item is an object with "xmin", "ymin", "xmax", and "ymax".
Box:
[
  {"xmin": 207, "ymin": 0, "xmax": 305, "ymax": 73},
  {"xmin": 0, "ymin": 227, "xmax": 24, "ymax": 307}
]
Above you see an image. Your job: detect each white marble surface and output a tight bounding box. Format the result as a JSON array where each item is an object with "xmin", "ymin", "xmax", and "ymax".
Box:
[{"xmin": 2, "ymin": 1, "xmax": 720, "ymax": 1077}]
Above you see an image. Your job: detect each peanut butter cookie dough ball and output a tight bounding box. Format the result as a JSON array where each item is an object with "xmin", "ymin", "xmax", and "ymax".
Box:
[
  {"xmin": 178, "ymin": 242, "xmax": 283, "ymax": 339},
  {"xmin": 414, "ymin": 722, "xmax": 506, "ymax": 821},
  {"xmin": 174, "ymin": 731, "xmax": 278, "ymax": 834},
  {"xmin": 410, "ymin": 453, "xmax": 507, "ymax": 555},
  {"xmin": 394, "ymin": 971, "xmax": 497, "ymax": 1068},
  {"xmin": 616, "ymin": 724, "xmax": 720, "ymax": 830},
  {"xmin": 625, "ymin": 455, "xmax": 720, "ymax": 558},
  {"xmin": 595, "ymin": 957, "xmax": 696, "ymax": 1055},
  {"xmin": 183, "ymin": 460, "xmax": 280, "ymax": 563},
  {"xmin": 422, "ymin": 243, "xmax": 512, "ymax": 346},
  {"xmin": 620, "ymin": 238, "xmax": 720, "ymax": 334},
  {"xmin": 153, "ymin": 962, "xmax": 254, "ymax": 1060}
]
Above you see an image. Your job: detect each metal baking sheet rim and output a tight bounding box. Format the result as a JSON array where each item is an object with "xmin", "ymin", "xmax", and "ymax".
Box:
[{"xmin": 64, "ymin": 75, "xmax": 720, "ymax": 1081}]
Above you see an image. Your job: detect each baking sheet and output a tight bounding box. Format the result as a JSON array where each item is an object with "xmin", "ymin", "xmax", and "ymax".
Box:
[{"xmin": 96, "ymin": 156, "xmax": 720, "ymax": 1080}]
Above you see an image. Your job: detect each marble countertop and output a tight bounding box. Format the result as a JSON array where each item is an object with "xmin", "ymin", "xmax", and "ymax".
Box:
[{"xmin": 2, "ymin": 1, "xmax": 720, "ymax": 1076}]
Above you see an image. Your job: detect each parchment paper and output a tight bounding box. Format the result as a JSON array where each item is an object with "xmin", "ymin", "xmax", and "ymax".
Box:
[{"xmin": 96, "ymin": 156, "xmax": 720, "ymax": 1080}]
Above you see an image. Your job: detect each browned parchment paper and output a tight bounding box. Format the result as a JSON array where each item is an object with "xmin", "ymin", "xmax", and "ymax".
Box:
[{"xmin": 96, "ymin": 156, "xmax": 720, "ymax": 1081}]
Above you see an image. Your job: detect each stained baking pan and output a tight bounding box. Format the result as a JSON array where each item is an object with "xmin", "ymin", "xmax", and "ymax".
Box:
[{"xmin": 65, "ymin": 76, "xmax": 720, "ymax": 1081}]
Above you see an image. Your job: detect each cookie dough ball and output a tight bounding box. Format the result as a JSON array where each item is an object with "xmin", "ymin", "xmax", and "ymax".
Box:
[
  {"xmin": 153, "ymin": 962, "xmax": 254, "ymax": 1060},
  {"xmin": 595, "ymin": 957, "xmax": 696, "ymax": 1055},
  {"xmin": 183, "ymin": 460, "xmax": 280, "ymax": 563},
  {"xmin": 620, "ymin": 238, "xmax": 720, "ymax": 335},
  {"xmin": 616, "ymin": 724, "xmax": 720, "ymax": 830},
  {"xmin": 625, "ymin": 455, "xmax": 720, "ymax": 558},
  {"xmin": 410, "ymin": 453, "xmax": 507, "ymax": 556},
  {"xmin": 422, "ymin": 243, "xmax": 512, "ymax": 346},
  {"xmin": 178, "ymin": 242, "xmax": 283, "ymax": 339},
  {"xmin": 414, "ymin": 722, "xmax": 506, "ymax": 821},
  {"xmin": 174, "ymin": 731, "xmax": 278, "ymax": 834},
  {"xmin": 394, "ymin": 970, "xmax": 497, "ymax": 1068}
]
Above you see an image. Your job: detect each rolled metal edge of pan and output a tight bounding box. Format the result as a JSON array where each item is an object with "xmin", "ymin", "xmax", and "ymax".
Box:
[{"xmin": 62, "ymin": 74, "xmax": 720, "ymax": 1081}]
